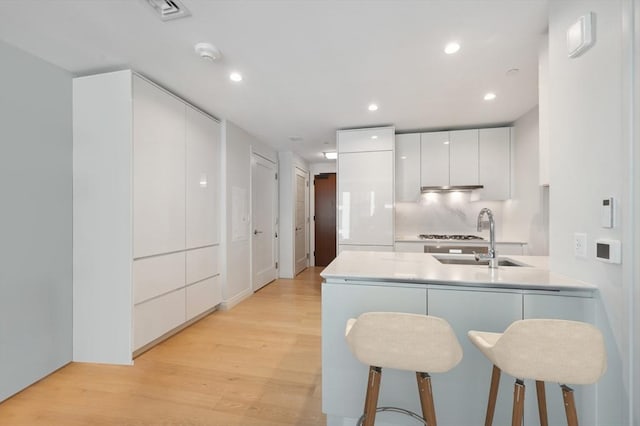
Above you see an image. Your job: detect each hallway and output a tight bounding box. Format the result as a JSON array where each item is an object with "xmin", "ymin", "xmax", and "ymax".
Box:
[{"xmin": 0, "ymin": 267, "xmax": 325, "ymax": 426}]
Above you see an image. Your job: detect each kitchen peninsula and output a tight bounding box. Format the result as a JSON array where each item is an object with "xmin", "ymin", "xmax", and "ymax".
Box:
[{"xmin": 321, "ymin": 251, "xmax": 597, "ymax": 426}]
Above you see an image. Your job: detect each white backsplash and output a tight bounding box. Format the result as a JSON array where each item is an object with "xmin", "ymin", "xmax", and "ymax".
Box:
[{"xmin": 395, "ymin": 192, "xmax": 505, "ymax": 239}]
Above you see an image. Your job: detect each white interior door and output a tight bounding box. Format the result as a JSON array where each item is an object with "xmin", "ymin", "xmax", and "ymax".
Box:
[
  {"xmin": 251, "ymin": 154, "xmax": 277, "ymax": 291},
  {"xmin": 294, "ymin": 168, "xmax": 309, "ymax": 275}
]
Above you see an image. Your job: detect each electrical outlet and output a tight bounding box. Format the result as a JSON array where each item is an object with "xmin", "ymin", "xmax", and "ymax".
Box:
[{"xmin": 574, "ymin": 233, "xmax": 587, "ymax": 258}]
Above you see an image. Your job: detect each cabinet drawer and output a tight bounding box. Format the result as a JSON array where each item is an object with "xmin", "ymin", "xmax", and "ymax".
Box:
[
  {"xmin": 133, "ymin": 288, "xmax": 186, "ymax": 350},
  {"xmin": 338, "ymin": 127, "xmax": 394, "ymax": 152},
  {"xmin": 133, "ymin": 252, "xmax": 185, "ymax": 304},
  {"xmin": 186, "ymin": 276, "xmax": 222, "ymax": 320},
  {"xmin": 186, "ymin": 245, "xmax": 219, "ymax": 285}
]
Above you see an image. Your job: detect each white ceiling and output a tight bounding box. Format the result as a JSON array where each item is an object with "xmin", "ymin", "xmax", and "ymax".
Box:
[{"xmin": 0, "ymin": 0, "xmax": 548, "ymax": 163}]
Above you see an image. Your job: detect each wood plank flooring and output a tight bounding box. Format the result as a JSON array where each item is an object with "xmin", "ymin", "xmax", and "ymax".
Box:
[{"xmin": 0, "ymin": 267, "xmax": 325, "ymax": 426}]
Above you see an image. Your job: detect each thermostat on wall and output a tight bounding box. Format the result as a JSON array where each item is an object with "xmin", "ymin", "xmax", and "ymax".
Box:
[
  {"xmin": 595, "ymin": 239, "xmax": 621, "ymax": 264},
  {"xmin": 567, "ymin": 12, "xmax": 595, "ymax": 58}
]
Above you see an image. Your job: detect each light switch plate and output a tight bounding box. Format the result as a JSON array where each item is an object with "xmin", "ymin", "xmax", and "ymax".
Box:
[{"xmin": 574, "ymin": 233, "xmax": 587, "ymax": 258}]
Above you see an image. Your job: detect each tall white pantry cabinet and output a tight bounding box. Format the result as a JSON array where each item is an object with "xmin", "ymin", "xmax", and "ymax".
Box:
[{"xmin": 73, "ymin": 70, "xmax": 222, "ymax": 365}]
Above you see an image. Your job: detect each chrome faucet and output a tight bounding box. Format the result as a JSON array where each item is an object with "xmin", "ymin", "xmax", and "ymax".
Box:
[{"xmin": 475, "ymin": 208, "xmax": 498, "ymax": 268}]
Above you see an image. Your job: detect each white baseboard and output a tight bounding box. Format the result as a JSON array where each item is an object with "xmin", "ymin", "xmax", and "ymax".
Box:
[{"xmin": 220, "ymin": 288, "xmax": 253, "ymax": 311}]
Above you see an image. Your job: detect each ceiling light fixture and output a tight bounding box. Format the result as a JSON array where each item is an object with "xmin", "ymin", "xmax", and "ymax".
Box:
[
  {"xmin": 484, "ymin": 92, "xmax": 497, "ymax": 101},
  {"xmin": 194, "ymin": 42, "xmax": 221, "ymax": 61},
  {"xmin": 324, "ymin": 152, "xmax": 337, "ymax": 160},
  {"xmin": 368, "ymin": 103, "xmax": 378, "ymax": 111},
  {"xmin": 229, "ymin": 72, "xmax": 243, "ymax": 82},
  {"xmin": 444, "ymin": 42, "xmax": 461, "ymax": 54}
]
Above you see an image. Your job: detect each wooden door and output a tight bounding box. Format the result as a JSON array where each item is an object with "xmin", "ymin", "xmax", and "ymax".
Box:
[{"xmin": 314, "ymin": 173, "xmax": 336, "ymax": 266}]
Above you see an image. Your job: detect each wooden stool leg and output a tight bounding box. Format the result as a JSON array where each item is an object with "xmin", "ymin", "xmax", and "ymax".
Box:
[
  {"xmin": 561, "ymin": 385, "xmax": 579, "ymax": 426},
  {"xmin": 485, "ymin": 365, "xmax": 502, "ymax": 426},
  {"xmin": 536, "ymin": 380, "xmax": 548, "ymax": 426},
  {"xmin": 416, "ymin": 372, "xmax": 437, "ymax": 426},
  {"xmin": 511, "ymin": 379, "xmax": 525, "ymax": 426},
  {"xmin": 362, "ymin": 366, "xmax": 382, "ymax": 426}
]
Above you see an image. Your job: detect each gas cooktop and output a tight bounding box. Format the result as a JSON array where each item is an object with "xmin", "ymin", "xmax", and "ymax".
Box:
[{"xmin": 418, "ymin": 234, "xmax": 484, "ymax": 241}]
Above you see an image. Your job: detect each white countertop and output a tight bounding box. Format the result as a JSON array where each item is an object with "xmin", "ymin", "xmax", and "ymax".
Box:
[{"xmin": 320, "ymin": 251, "xmax": 595, "ymax": 292}]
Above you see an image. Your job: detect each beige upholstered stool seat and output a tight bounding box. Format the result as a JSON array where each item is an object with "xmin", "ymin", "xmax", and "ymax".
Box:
[
  {"xmin": 468, "ymin": 319, "xmax": 607, "ymax": 426},
  {"xmin": 345, "ymin": 312, "xmax": 463, "ymax": 426}
]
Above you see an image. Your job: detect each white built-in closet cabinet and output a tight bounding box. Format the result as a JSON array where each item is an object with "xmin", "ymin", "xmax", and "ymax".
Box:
[{"xmin": 73, "ymin": 70, "xmax": 221, "ymax": 364}]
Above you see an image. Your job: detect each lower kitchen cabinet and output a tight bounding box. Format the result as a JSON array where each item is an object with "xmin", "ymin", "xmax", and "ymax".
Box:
[
  {"xmin": 322, "ymin": 282, "xmax": 427, "ymax": 420},
  {"xmin": 428, "ymin": 287, "xmax": 522, "ymax": 426},
  {"xmin": 134, "ymin": 288, "xmax": 186, "ymax": 350},
  {"xmin": 322, "ymin": 280, "xmax": 597, "ymax": 425},
  {"xmin": 133, "ymin": 252, "xmax": 185, "ymax": 305},
  {"xmin": 186, "ymin": 276, "xmax": 222, "ymax": 320}
]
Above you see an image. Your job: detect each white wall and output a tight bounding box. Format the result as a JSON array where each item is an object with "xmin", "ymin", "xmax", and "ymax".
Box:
[
  {"xmin": 278, "ymin": 151, "xmax": 310, "ymax": 278},
  {"xmin": 309, "ymin": 162, "xmax": 336, "ymax": 266},
  {"xmin": 221, "ymin": 120, "xmax": 276, "ymax": 309},
  {"xmin": 548, "ymin": 1, "xmax": 634, "ymax": 423},
  {"xmin": 0, "ymin": 40, "xmax": 72, "ymax": 401},
  {"xmin": 502, "ymin": 107, "xmax": 549, "ymax": 255}
]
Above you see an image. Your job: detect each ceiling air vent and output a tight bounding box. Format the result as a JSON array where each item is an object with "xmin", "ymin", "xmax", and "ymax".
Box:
[{"xmin": 144, "ymin": 0, "xmax": 191, "ymax": 21}]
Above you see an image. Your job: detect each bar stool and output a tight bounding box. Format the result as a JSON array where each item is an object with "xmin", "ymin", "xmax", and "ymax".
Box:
[
  {"xmin": 468, "ymin": 319, "xmax": 607, "ymax": 426},
  {"xmin": 345, "ymin": 312, "xmax": 463, "ymax": 426}
]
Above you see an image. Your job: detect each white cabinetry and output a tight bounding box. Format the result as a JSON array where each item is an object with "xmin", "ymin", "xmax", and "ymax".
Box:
[
  {"xmin": 337, "ymin": 127, "xmax": 394, "ymax": 252},
  {"xmin": 420, "ymin": 131, "xmax": 450, "ymax": 187},
  {"xmin": 395, "ymin": 133, "xmax": 421, "ymax": 202},
  {"xmin": 73, "ymin": 70, "xmax": 221, "ymax": 364},
  {"xmin": 401, "ymin": 127, "xmax": 510, "ymax": 200},
  {"xmin": 479, "ymin": 127, "xmax": 511, "ymax": 200},
  {"xmin": 449, "ymin": 129, "xmax": 479, "ymax": 185}
]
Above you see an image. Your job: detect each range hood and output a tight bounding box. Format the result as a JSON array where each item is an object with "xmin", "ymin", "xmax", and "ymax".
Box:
[{"xmin": 420, "ymin": 185, "xmax": 484, "ymax": 193}]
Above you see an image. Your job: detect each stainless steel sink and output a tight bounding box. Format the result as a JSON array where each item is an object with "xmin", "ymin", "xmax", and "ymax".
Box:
[{"xmin": 434, "ymin": 255, "xmax": 529, "ymax": 267}]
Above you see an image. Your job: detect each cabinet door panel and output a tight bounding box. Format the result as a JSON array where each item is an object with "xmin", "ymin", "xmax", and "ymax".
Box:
[
  {"xmin": 449, "ymin": 129, "xmax": 479, "ymax": 185},
  {"xmin": 186, "ymin": 245, "xmax": 219, "ymax": 285},
  {"xmin": 186, "ymin": 276, "xmax": 222, "ymax": 320},
  {"xmin": 133, "ymin": 288, "xmax": 185, "ymax": 350},
  {"xmin": 133, "ymin": 76, "xmax": 186, "ymax": 258},
  {"xmin": 479, "ymin": 127, "xmax": 511, "ymax": 200},
  {"xmin": 322, "ymin": 283, "xmax": 427, "ymax": 419},
  {"xmin": 523, "ymin": 295, "xmax": 596, "ymax": 426},
  {"xmin": 186, "ymin": 107, "xmax": 220, "ymax": 248},
  {"xmin": 420, "ymin": 131, "xmax": 450, "ymax": 187},
  {"xmin": 337, "ymin": 127, "xmax": 394, "ymax": 152},
  {"xmin": 395, "ymin": 133, "xmax": 421, "ymax": 202},
  {"xmin": 133, "ymin": 251, "xmax": 185, "ymax": 304},
  {"xmin": 338, "ymin": 151, "xmax": 393, "ymax": 246},
  {"xmin": 428, "ymin": 288, "xmax": 522, "ymax": 426}
]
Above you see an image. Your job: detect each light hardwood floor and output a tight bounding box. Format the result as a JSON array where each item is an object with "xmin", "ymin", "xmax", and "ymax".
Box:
[{"xmin": 0, "ymin": 267, "xmax": 325, "ymax": 426}]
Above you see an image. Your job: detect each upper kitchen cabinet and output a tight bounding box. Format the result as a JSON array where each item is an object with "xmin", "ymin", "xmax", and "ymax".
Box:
[
  {"xmin": 185, "ymin": 106, "xmax": 221, "ymax": 249},
  {"xmin": 420, "ymin": 131, "xmax": 450, "ymax": 187},
  {"xmin": 338, "ymin": 127, "xmax": 394, "ymax": 153},
  {"xmin": 337, "ymin": 127, "xmax": 394, "ymax": 251},
  {"xmin": 420, "ymin": 129, "xmax": 479, "ymax": 187},
  {"xmin": 449, "ymin": 129, "xmax": 479, "ymax": 186},
  {"xmin": 395, "ymin": 133, "xmax": 421, "ymax": 202},
  {"xmin": 478, "ymin": 127, "xmax": 511, "ymax": 200},
  {"xmin": 73, "ymin": 70, "xmax": 222, "ymax": 364},
  {"xmin": 133, "ymin": 77, "xmax": 186, "ymax": 259}
]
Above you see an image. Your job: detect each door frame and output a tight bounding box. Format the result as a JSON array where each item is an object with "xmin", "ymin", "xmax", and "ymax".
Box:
[
  {"xmin": 293, "ymin": 166, "xmax": 310, "ymax": 275},
  {"xmin": 250, "ymin": 151, "xmax": 279, "ymax": 291}
]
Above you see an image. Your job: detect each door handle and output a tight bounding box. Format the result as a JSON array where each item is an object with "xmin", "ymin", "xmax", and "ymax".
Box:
[{"xmin": 254, "ymin": 229, "xmax": 263, "ymax": 235}]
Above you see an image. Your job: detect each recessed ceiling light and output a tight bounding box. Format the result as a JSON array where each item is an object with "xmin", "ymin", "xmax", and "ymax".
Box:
[
  {"xmin": 371, "ymin": 135, "xmax": 378, "ymax": 139},
  {"xmin": 484, "ymin": 92, "xmax": 497, "ymax": 101},
  {"xmin": 506, "ymin": 68, "xmax": 520, "ymax": 76},
  {"xmin": 229, "ymin": 72, "xmax": 243, "ymax": 82},
  {"xmin": 444, "ymin": 42, "xmax": 461, "ymax": 54},
  {"xmin": 368, "ymin": 103, "xmax": 378, "ymax": 111},
  {"xmin": 443, "ymin": 141, "xmax": 450, "ymax": 145},
  {"xmin": 400, "ymin": 156, "xmax": 407, "ymax": 160},
  {"xmin": 324, "ymin": 152, "xmax": 337, "ymax": 160}
]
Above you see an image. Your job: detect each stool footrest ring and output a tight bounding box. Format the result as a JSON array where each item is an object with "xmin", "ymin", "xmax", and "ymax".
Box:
[{"xmin": 357, "ymin": 406, "xmax": 428, "ymax": 426}]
